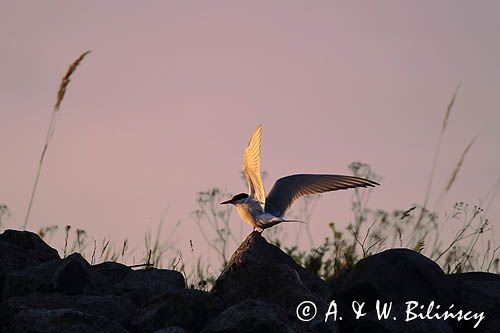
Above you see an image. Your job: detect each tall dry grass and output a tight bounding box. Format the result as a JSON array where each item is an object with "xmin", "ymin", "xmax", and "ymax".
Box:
[
  {"xmin": 23, "ymin": 51, "xmax": 91, "ymax": 230},
  {"xmin": 416, "ymin": 83, "xmax": 460, "ymax": 229}
]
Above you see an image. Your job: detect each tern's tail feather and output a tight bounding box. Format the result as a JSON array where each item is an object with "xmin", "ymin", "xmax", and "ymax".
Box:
[
  {"xmin": 258, "ymin": 218, "xmax": 307, "ymax": 229},
  {"xmin": 280, "ymin": 219, "xmax": 307, "ymax": 224}
]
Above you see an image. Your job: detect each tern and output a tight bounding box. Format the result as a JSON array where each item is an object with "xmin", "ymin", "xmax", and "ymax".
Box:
[{"xmin": 221, "ymin": 125, "xmax": 379, "ymax": 231}]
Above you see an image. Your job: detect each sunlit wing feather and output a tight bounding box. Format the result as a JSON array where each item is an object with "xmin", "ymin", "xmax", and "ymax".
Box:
[
  {"xmin": 265, "ymin": 174, "xmax": 379, "ymax": 217},
  {"xmin": 243, "ymin": 125, "xmax": 266, "ymax": 206}
]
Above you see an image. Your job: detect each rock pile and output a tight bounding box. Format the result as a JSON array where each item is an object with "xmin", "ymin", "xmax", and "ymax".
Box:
[{"xmin": 0, "ymin": 229, "xmax": 498, "ymax": 332}]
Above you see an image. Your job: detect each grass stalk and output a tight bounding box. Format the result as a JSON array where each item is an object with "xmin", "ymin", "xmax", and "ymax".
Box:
[
  {"xmin": 414, "ymin": 84, "xmax": 460, "ymax": 238},
  {"xmin": 23, "ymin": 51, "xmax": 91, "ymax": 230}
]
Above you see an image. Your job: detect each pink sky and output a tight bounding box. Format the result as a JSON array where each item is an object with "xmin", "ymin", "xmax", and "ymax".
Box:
[{"xmin": 1, "ymin": 1, "xmax": 499, "ymax": 263}]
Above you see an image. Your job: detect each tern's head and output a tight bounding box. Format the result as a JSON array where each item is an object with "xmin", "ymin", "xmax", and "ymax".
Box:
[{"xmin": 220, "ymin": 193, "xmax": 249, "ymax": 205}]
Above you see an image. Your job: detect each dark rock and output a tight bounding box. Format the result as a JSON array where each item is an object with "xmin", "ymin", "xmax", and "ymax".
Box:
[
  {"xmin": 0, "ymin": 292, "xmax": 136, "ymax": 328},
  {"xmin": 73, "ymin": 295, "xmax": 137, "ymax": 327},
  {"xmin": 0, "ymin": 230, "xmax": 60, "ymax": 300},
  {"xmin": 74, "ymin": 295, "xmax": 136, "ymax": 328},
  {"xmin": 339, "ymin": 249, "xmax": 458, "ymax": 309},
  {"xmin": 132, "ymin": 289, "xmax": 220, "ymax": 333},
  {"xmin": 0, "ymin": 230, "xmax": 59, "ymax": 263},
  {"xmin": 153, "ymin": 328, "xmax": 187, "ymax": 333},
  {"xmin": 479, "ymin": 317, "xmax": 500, "ymax": 333},
  {"xmin": 2, "ymin": 253, "xmax": 106, "ymax": 299},
  {"xmin": 453, "ymin": 278, "xmax": 500, "ymax": 332},
  {"xmin": 201, "ymin": 299, "xmax": 308, "ymax": 333},
  {"xmin": 448, "ymin": 271, "xmax": 500, "ymax": 283},
  {"xmin": 326, "ymin": 267, "xmax": 350, "ymax": 297},
  {"xmin": 113, "ymin": 268, "xmax": 185, "ymax": 305},
  {"xmin": 211, "ymin": 232, "xmax": 337, "ymax": 332},
  {"xmin": 3, "ymin": 308, "xmax": 128, "ymax": 333},
  {"xmin": 92, "ymin": 261, "xmax": 133, "ymax": 286},
  {"xmin": 215, "ymin": 263, "xmax": 320, "ymax": 310},
  {"xmin": 57, "ymin": 253, "xmax": 92, "ymax": 294},
  {"xmin": 214, "ymin": 231, "xmax": 327, "ymax": 297}
]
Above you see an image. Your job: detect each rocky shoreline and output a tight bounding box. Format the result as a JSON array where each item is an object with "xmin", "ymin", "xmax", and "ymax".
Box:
[{"xmin": 0, "ymin": 229, "xmax": 498, "ymax": 332}]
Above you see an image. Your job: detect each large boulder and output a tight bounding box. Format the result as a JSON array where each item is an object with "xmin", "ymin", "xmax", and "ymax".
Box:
[
  {"xmin": 338, "ymin": 249, "xmax": 458, "ymax": 309},
  {"xmin": 215, "ymin": 263, "xmax": 322, "ymax": 311},
  {"xmin": 212, "ymin": 232, "xmax": 337, "ymax": 332},
  {"xmin": 0, "ymin": 230, "xmax": 60, "ymax": 300},
  {"xmin": 0, "ymin": 230, "xmax": 59, "ymax": 265},
  {"xmin": 215, "ymin": 231, "xmax": 326, "ymax": 296}
]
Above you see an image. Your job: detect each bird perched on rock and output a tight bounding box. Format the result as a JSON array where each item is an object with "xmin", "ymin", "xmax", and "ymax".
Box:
[{"xmin": 221, "ymin": 125, "xmax": 379, "ymax": 231}]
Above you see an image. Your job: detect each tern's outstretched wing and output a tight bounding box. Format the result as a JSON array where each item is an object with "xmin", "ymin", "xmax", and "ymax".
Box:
[
  {"xmin": 265, "ymin": 174, "xmax": 379, "ymax": 217},
  {"xmin": 243, "ymin": 125, "xmax": 266, "ymax": 206}
]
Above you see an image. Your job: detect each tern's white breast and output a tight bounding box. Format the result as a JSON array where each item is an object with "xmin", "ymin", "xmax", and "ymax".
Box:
[{"xmin": 235, "ymin": 199, "xmax": 264, "ymax": 227}]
